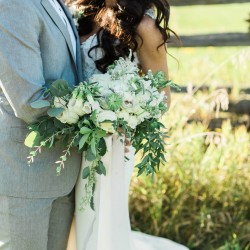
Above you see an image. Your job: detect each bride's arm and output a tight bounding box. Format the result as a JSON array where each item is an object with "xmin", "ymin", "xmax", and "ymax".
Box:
[{"xmin": 136, "ymin": 15, "xmax": 171, "ymax": 108}]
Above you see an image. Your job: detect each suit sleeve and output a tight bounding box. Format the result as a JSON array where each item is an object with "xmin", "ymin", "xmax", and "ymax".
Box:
[{"xmin": 0, "ymin": 1, "xmax": 49, "ymax": 124}]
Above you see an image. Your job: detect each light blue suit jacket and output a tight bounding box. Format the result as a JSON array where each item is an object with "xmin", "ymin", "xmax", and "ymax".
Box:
[{"xmin": 0, "ymin": 0, "xmax": 83, "ymax": 198}]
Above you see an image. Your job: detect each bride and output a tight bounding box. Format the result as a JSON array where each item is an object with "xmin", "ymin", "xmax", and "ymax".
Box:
[{"xmin": 67, "ymin": 0, "xmax": 188, "ymax": 249}]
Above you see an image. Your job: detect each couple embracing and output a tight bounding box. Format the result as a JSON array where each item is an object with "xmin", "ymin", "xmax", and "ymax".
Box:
[{"xmin": 0, "ymin": 0, "xmax": 188, "ymax": 249}]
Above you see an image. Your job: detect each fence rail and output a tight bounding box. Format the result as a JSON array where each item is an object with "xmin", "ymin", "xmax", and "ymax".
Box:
[{"xmin": 169, "ymin": 32, "xmax": 250, "ymax": 47}]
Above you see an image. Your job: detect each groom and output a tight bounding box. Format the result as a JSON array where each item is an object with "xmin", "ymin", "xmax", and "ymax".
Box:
[{"xmin": 0, "ymin": 0, "xmax": 82, "ymax": 249}]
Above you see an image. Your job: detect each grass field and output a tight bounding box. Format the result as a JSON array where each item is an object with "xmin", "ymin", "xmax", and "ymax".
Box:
[
  {"xmin": 168, "ymin": 47, "xmax": 250, "ymax": 88},
  {"xmin": 169, "ymin": 3, "xmax": 250, "ymax": 35}
]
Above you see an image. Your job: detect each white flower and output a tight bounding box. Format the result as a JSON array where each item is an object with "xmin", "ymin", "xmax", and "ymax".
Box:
[
  {"xmin": 98, "ymin": 122, "xmax": 116, "ymax": 134},
  {"xmin": 57, "ymin": 108, "xmax": 79, "ymax": 125},
  {"xmin": 96, "ymin": 110, "xmax": 117, "ymax": 123},
  {"xmin": 137, "ymin": 111, "xmax": 150, "ymax": 123},
  {"xmin": 82, "ymin": 102, "xmax": 92, "ymax": 114},
  {"xmin": 135, "ymin": 91, "xmax": 151, "ymax": 105},
  {"xmin": 68, "ymin": 96, "xmax": 86, "ymax": 116},
  {"xmin": 133, "ymin": 106, "xmax": 145, "ymax": 115},
  {"xmin": 90, "ymin": 73, "xmax": 111, "ymax": 85},
  {"xmin": 117, "ymin": 110, "xmax": 130, "ymax": 122},
  {"xmin": 122, "ymin": 92, "xmax": 135, "ymax": 109},
  {"xmin": 140, "ymin": 79, "xmax": 151, "ymax": 89},
  {"xmin": 90, "ymin": 101, "xmax": 101, "ymax": 111},
  {"xmin": 54, "ymin": 97, "xmax": 66, "ymax": 108},
  {"xmin": 149, "ymin": 99, "xmax": 158, "ymax": 107},
  {"xmin": 127, "ymin": 115, "xmax": 139, "ymax": 129}
]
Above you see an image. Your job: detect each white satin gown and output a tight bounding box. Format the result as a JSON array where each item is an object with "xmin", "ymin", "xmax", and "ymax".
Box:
[{"xmin": 67, "ymin": 10, "xmax": 189, "ymax": 250}]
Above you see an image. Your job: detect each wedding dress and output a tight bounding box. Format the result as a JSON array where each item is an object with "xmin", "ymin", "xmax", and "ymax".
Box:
[{"xmin": 67, "ymin": 10, "xmax": 189, "ymax": 250}]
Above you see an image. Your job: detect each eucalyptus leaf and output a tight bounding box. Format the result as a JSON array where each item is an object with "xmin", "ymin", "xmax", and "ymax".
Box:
[
  {"xmin": 82, "ymin": 167, "xmax": 90, "ymax": 179},
  {"xmin": 96, "ymin": 161, "xmax": 106, "ymax": 176},
  {"xmin": 49, "ymin": 79, "xmax": 70, "ymax": 97},
  {"xmin": 47, "ymin": 108, "xmax": 64, "ymax": 117},
  {"xmin": 86, "ymin": 148, "xmax": 96, "ymax": 162},
  {"xmin": 98, "ymin": 138, "xmax": 107, "ymax": 157},
  {"xmin": 30, "ymin": 100, "xmax": 50, "ymax": 109}
]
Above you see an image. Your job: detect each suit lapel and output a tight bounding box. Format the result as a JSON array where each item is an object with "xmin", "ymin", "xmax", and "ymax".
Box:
[{"xmin": 41, "ymin": 0, "xmax": 76, "ymax": 65}]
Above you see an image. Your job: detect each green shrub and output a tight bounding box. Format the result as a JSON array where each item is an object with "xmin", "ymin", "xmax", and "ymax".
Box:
[{"xmin": 129, "ymin": 92, "xmax": 250, "ymax": 250}]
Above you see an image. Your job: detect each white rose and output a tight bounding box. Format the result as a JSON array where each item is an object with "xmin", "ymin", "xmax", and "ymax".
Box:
[
  {"xmin": 57, "ymin": 108, "xmax": 79, "ymax": 124},
  {"xmin": 82, "ymin": 101, "xmax": 92, "ymax": 114},
  {"xmin": 68, "ymin": 97, "xmax": 86, "ymax": 116},
  {"xmin": 98, "ymin": 122, "xmax": 116, "ymax": 134},
  {"xmin": 54, "ymin": 97, "xmax": 66, "ymax": 108},
  {"xmin": 96, "ymin": 110, "xmax": 117, "ymax": 123},
  {"xmin": 90, "ymin": 101, "xmax": 101, "ymax": 111}
]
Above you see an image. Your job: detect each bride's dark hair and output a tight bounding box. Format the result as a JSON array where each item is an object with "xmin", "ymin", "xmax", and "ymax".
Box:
[{"xmin": 76, "ymin": 0, "xmax": 174, "ymax": 73}]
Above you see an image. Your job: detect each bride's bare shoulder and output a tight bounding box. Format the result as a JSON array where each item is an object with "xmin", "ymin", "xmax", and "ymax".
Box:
[
  {"xmin": 136, "ymin": 15, "xmax": 163, "ymax": 46},
  {"xmin": 137, "ymin": 15, "xmax": 163, "ymax": 47}
]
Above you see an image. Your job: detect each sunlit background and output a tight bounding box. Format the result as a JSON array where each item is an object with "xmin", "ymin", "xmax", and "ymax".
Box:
[{"xmin": 130, "ymin": 2, "xmax": 250, "ymax": 250}]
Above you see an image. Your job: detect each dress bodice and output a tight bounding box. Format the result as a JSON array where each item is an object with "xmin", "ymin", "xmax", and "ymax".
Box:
[{"xmin": 80, "ymin": 9, "xmax": 156, "ymax": 81}]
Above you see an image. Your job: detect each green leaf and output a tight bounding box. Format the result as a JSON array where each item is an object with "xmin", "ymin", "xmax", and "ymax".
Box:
[
  {"xmin": 30, "ymin": 100, "xmax": 50, "ymax": 109},
  {"xmin": 49, "ymin": 79, "xmax": 70, "ymax": 97},
  {"xmin": 24, "ymin": 131, "xmax": 41, "ymax": 148},
  {"xmin": 80, "ymin": 127, "xmax": 92, "ymax": 135},
  {"xmin": 82, "ymin": 167, "xmax": 90, "ymax": 179},
  {"xmin": 91, "ymin": 138, "xmax": 96, "ymax": 156},
  {"xmin": 137, "ymin": 166, "xmax": 146, "ymax": 177},
  {"xmin": 96, "ymin": 161, "xmax": 106, "ymax": 176},
  {"xmin": 98, "ymin": 138, "xmax": 107, "ymax": 157},
  {"xmin": 47, "ymin": 108, "xmax": 64, "ymax": 117},
  {"xmin": 86, "ymin": 148, "xmax": 96, "ymax": 162},
  {"xmin": 91, "ymin": 110, "xmax": 97, "ymax": 124},
  {"xmin": 83, "ymin": 119, "xmax": 91, "ymax": 126},
  {"xmin": 79, "ymin": 134, "xmax": 90, "ymax": 150}
]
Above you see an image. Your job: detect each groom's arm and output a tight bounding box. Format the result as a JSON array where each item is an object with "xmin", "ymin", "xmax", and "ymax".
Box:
[{"xmin": 0, "ymin": 0, "xmax": 48, "ymax": 124}]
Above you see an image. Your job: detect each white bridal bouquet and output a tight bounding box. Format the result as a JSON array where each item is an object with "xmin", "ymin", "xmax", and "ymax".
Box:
[{"xmin": 25, "ymin": 52, "xmax": 179, "ymax": 209}]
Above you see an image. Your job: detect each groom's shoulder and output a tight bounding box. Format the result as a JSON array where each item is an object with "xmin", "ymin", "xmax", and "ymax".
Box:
[
  {"xmin": 0, "ymin": 0, "xmax": 40, "ymax": 10},
  {"xmin": 0, "ymin": 0, "xmax": 43, "ymax": 21}
]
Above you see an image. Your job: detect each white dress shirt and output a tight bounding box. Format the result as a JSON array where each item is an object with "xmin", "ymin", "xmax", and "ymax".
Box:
[{"xmin": 48, "ymin": 0, "xmax": 76, "ymax": 59}]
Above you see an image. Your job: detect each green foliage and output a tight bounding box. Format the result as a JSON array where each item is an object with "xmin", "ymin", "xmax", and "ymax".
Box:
[
  {"xmin": 30, "ymin": 100, "xmax": 50, "ymax": 109},
  {"xmin": 49, "ymin": 79, "xmax": 71, "ymax": 97},
  {"xmin": 24, "ymin": 131, "xmax": 41, "ymax": 148},
  {"xmin": 132, "ymin": 119, "xmax": 168, "ymax": 178},
  {"xmin": 47, "ymin": 107, "xmax": 64, "ymax": 117}
]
